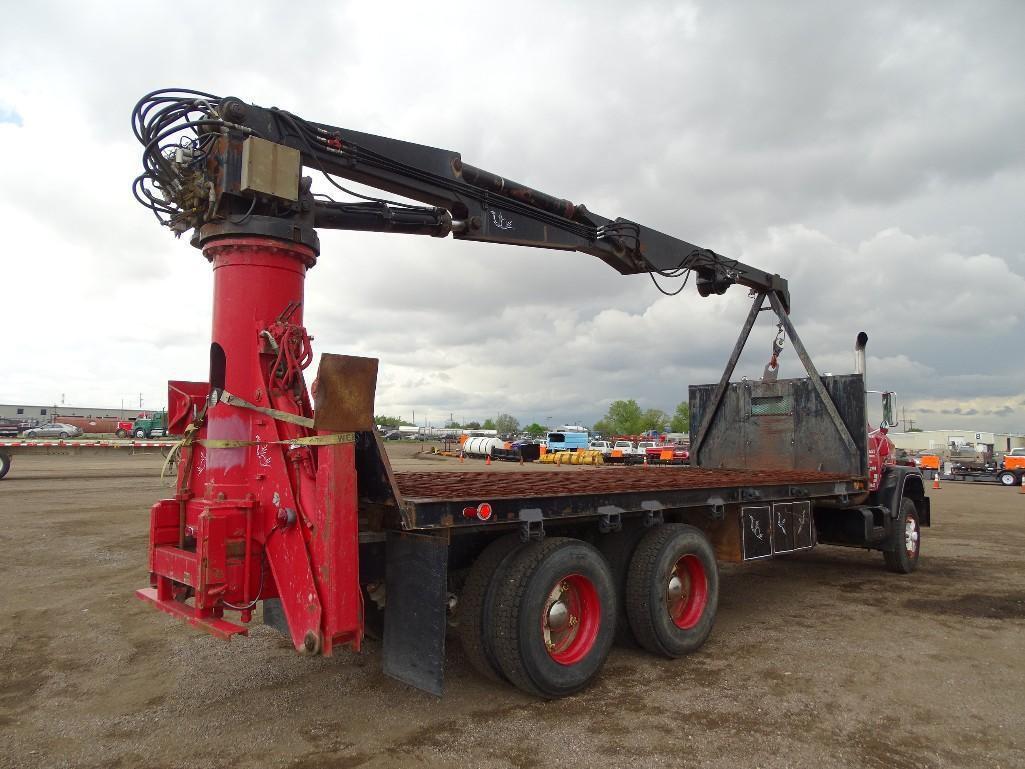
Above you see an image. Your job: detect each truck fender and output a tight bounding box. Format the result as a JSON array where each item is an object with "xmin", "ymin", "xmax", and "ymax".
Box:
[{"xmin": 876, "ymin": 465, "xmax": 930, "ymax": 551}]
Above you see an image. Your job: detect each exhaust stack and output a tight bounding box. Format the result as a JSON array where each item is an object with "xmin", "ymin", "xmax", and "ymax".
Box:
[{"xmin": 854, "ymin": 331, "xmax": 868, "ymax": 380}]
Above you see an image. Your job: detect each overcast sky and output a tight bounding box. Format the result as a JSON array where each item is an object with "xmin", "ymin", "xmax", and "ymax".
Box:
[{"xmin": 1, "ymin": 1, "xmax": 1023, "ymax": 433}]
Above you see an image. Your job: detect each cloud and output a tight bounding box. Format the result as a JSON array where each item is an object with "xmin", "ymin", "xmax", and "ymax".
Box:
[
  {"xmin": 0, "ymin": 1, "xmax": 1022, "ymax": 433},
  {"xmin": 987, "ymin": 406, "xmax": 1015, "ymax": 417},
  {"xmin": 0, "ymin": 103, "xmax": 19, "ymax": 125}
]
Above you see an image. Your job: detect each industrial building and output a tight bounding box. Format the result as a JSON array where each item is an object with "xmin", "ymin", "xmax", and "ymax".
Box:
[{"xmin": 888, "ymin": 429, "xmax": 1025, "ymax": 455}]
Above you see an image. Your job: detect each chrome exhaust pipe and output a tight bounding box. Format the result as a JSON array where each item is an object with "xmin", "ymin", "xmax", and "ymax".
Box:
[{"xmin": 854, "ymin": 331, "xmax": 868, "ymax": 379}]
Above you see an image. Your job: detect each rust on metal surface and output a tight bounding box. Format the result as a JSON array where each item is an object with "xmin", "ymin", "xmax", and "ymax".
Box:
[
  {"xmin": 313, "ymin": 354, "xmax": 378, "ymax": 432},
  {"xmin": 394, "ymin": 467, "xmax": 853, "ymax": 502}
]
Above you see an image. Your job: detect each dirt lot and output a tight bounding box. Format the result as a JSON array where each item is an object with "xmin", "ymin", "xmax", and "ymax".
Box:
[{"xmin": 1, "ymin": 448, "xmax": 1023, "ymax": 769}]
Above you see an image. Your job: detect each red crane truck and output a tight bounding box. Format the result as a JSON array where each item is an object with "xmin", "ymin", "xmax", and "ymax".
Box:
[{"xmin": 129, "ymin": 89, "xmax": 930, "ymax": 698}]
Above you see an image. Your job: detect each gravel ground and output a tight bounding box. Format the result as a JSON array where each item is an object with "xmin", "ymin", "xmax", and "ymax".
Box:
[{"xmin": 1, "ymin": 449, "xmax": 1023, "ymax": 769}]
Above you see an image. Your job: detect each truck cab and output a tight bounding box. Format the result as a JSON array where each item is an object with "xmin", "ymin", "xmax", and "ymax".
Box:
[
  {"xmin": 612, "ymin": 439, "xmax": 635, "ymax": 455},
  {"xmin": 1003, "ymin": 448, "xmax": 1025, "ymax": 472},
  {"xmin": 132, "ymin": 411, "xmax": 169, "ymax": 439}
]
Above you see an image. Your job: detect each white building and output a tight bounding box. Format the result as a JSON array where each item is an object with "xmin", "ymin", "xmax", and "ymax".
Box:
[{"xmin": 889, "ymin": 429, "xmax": 1025, "ymax": 455}]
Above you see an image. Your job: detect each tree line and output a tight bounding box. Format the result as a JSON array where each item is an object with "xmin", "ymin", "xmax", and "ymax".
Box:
[{"xmin": 376, "ymin": 400, "xmax": 689, "ymax": 437}]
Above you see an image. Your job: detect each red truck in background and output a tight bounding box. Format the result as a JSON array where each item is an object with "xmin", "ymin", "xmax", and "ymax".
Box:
[{"xmin": 645, "ymin": 442, "xmax": 690, "ymax": 464}]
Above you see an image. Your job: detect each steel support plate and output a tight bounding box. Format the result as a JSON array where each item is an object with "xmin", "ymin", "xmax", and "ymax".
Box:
[
  {"xmin": 313, "ymin": 354, "xmax": 379, "ymax": 432},
  {"xmin": 382, "ymin": 531, "xmax": 449, "ymax": 696}
]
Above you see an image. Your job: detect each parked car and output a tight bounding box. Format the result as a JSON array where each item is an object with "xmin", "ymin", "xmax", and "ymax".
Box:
[{"xmin": 22, "ymin": 422, "xmax": 84, "ymax": 439}]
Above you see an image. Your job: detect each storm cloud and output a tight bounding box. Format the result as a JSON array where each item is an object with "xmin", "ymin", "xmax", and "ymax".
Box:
[{"xmin": 0, "ymin": 1, "xmax": 1022, "ymax": 432}]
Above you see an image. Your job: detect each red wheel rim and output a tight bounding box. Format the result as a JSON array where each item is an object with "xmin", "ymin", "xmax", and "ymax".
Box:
[
  {"xmin": 667, "ymin": 554, "xmax": 708, "ymax": 630},
  {"xmin": 541, "ymin": 573, "xmax": 601, "ymax": 665}
]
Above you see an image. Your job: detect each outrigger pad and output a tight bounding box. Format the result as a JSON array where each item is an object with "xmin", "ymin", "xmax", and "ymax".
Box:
[
  {"xmin": 382, "ymin": 531, "xmax": 448, "ymax": 697},
  {"xmin": 313, "ymin": 354, "xmax": 378, "ymax": 432}
]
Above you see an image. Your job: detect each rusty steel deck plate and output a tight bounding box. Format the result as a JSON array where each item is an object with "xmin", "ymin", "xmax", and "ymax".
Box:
[{"xmin": 394, "ymin": 467, "xmax": 853, "ymax": 502}]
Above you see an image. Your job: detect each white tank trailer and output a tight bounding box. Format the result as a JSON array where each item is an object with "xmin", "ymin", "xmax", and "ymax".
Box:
[{"xmin": 462, "ymin": 436, "xmax": 503, "ymax": 457}]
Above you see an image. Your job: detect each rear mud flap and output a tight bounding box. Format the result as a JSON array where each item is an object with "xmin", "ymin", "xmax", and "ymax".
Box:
[{"xmin": 382, "ymin": 531, "xmax": 448, "ymax": 696}]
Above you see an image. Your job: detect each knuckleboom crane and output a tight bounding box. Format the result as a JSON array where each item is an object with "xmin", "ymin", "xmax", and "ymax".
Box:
[
  {"xmin": 131, "ymin": 89, "xmax": 914, "ymax": 698},
  {"xmin": 134, "ymin": 89, "xmax": 789, "ymax": 308}
]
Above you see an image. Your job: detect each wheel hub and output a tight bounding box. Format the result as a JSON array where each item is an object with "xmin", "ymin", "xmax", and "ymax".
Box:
[
  {"xmin": 541, "ymin": 575, "xmax": 599, "ymax": 666},
  {"xmin": 666, "ymin": 554, "xmax": 708, "ymax": 630},
  {"xmin": 905, "ymin": 519, "xmax": 919, "ymax": 557},
  {"xmin": 667, "ymin": 573, "xmax": 686, "ymax": 603},
  {"xmin": 547, "ymin": 599, "xmax": 570, "ymax": 632}
]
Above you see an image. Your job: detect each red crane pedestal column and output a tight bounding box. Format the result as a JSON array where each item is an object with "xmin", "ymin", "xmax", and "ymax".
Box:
[{"xmin": 138, "ymin": 234, "xmax": 362, "ymax": 655}]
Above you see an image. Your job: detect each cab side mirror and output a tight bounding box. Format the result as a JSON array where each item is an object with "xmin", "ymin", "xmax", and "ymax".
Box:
[{"xmin": 881, "ymin": 391, "xmax": 897, "ymax": 429}]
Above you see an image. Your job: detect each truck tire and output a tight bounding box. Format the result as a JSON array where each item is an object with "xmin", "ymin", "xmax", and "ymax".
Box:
[
  {"xmin": 596, "ymin": 527, "xmax": 648, "ymax": 647},
  {"xmin": 0, "ymin": 452, "xmax": 10, "ymax": 480},
  {"xmin": 116, "ymin": 429, "xmax": 127, "ymax": 439},
  {"xmin": 492, "ymin": 538, "xmax": 616, "ymax": 699},
  {"xmin": 998, "ymin": 471, "xmax": 1017, "ymax": 486},
  {"xmin": 135, "ymin": 429, "xmax": 146, "ymax": 439},
  {"xmin": 883, "ymin": 498, "xmax": 921, "ymax": 574},
  {"xmin": 457, "ymin": 534, "xmax": 525, "ymax": 682},
  {"xmin": 625, "ymin": 524, "xmax": 719, "ymax": 658}
]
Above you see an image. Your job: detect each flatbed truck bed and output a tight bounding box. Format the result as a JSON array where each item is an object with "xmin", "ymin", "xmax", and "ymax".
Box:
[
  {"xmin": 940, "ymin": 467, "xmax": 1023, "ymax": 486},
  {"xmin": 393, "ymin": 467, "xmax": 859, "ymax": 532},
  {"xmin": 0, "ymin": 439, "xmax": 177, "ymax": 479}
]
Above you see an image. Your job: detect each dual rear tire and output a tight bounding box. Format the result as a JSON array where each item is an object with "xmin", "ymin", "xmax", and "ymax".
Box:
[
  {"xmin": 458, "ymin": 526, "xmax": 720, "ymax": 698},
  {"xmin": 625, "ymin": 525, "xmax": 719, "ymax": 658}
]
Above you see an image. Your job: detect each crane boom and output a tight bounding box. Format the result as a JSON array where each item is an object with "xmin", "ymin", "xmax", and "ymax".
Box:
[{"xmin": 132, "ymin": 89, "xmax": 789, "ymax": 309}]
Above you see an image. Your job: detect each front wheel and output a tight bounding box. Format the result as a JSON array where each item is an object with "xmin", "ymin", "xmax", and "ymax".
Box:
[
  {"xmin": 134, "ymin": 429, "xmax": 146, "ymax": 439},
  {"xmin": 492, "ymin": 538, "xmax": 616, "ymax": 698},
  {"xmin": 115, "ymin": 429, "xmax": 127, "ymax": 439},
  {"xmin": 998, "ymin": 471, "xmax": 1017, "ymax": 486},
  {"xmin": 0, "ymin": 451, "xmax": 10, "ymax": 480},
  {"xmin": 883, "ymin": 498, "xmax": 921, "ymax": 574},
  {"xmin": 625, "ymin": 524, "xmax": 719, "ymax": 658}
]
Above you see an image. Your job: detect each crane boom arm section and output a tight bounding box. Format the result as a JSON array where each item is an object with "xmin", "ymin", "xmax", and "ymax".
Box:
[{"xmin": 132, "ymin": 89, "xmax": 789, "ymax": 310}]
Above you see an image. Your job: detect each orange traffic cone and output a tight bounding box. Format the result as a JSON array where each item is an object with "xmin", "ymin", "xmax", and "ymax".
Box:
[
  {"xmin": 459, "ymin": 452, "xmax": 464, "ymax": 463},
  {"xmin": 486, "ymin": 454, "xmax": 492, "ymax": 466},
  {"xmin": 932, "ymin": 472, "xmax": 940, "ymax": 490},
  {"xmin": 519, "ymin": 453, "xmax": 524, "ymax": 465},
  {"xmin": 1019, "ymin": 476, "xmax": 1025, "ymax": 494},
  {"xmin": 643, "ymin": 453, "xmax": 649, "ymax": 468}
]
